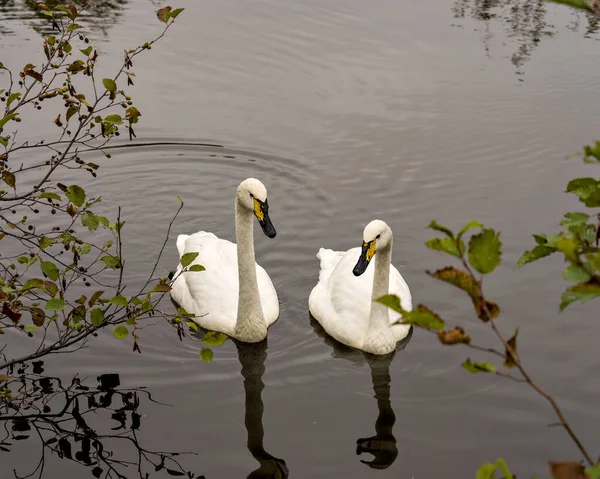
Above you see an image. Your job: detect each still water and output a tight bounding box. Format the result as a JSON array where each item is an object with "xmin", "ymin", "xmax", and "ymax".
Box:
[{"xmin": 2, "ymin": 0, "xmax": 600, "ymax": 477}]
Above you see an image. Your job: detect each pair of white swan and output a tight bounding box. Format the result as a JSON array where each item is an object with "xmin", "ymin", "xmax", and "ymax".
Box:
[{"xmin": 170, "ymin": 178, "xmax": 412, "ymax": 355}]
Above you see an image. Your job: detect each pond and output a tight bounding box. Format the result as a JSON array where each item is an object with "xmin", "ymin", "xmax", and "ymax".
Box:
[{"xmin": 2, "ymin": 0, "xmax": 600, "ymax": 477}]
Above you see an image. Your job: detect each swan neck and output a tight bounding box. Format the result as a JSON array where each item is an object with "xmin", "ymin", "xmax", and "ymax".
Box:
[
  {"xmin": 368, "ymin": 240, "xmax": 392, "ymax": 331},
  {"xmin": 234, "ymin": 200, "xmax": 266, "ymax": 341}
]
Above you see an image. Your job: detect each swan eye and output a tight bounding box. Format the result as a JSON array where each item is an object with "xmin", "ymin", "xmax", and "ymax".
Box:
[
  {"xmin": 249, "ymin": 193, "xmax": 254, "ymax": 198},
  {"xmin": 376, "ymin": 234, "xmax": 381, "ymax": 239}
]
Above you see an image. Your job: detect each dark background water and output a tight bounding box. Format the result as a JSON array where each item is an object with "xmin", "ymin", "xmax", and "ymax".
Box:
[{"xmin": 2, "ymin": 0, "xmax": 600, "ymax": 477}]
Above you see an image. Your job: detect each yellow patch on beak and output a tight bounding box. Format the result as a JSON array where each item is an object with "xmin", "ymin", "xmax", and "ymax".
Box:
[
  {"xmin": 364, "ymin": 240, "xmax": 376, "ymax": 262},
  {"xmin": 253, "ymin": 198, "xmax": 265, "ymax": 221}
]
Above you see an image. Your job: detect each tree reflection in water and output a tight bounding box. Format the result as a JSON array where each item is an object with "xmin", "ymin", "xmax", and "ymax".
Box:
[
  {"xmin": 451, "ymin": 0, "xmax": 599, "ymax": 74},
  {"xmin": 0, "ymin": 0, "xmax": 162, "ymax": 37},
  {"xmin": 0, "ymin": 361, "xmax": 202, "ymax": 479}
]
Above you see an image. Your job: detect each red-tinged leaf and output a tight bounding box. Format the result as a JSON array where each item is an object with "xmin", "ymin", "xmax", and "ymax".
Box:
[
  {"xmin": 549, "ymin": 461, "xmax": 588, "ymax": 479},
  {"xmin": 2, "ymin": 302, "xmax": 22, "ymax": 324},
  {"xmin": 157, "ymin": 6, "xmax": 172, "ymax": 23}
]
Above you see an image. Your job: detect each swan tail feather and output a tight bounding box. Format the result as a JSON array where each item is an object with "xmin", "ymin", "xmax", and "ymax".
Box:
[
  {"xmin": 316, "ymin": 247, "xmax": 345, "ymax": 283},
  {"xmin": 176, "ymin": 234, "xmax": 190, "ymax": 257}
]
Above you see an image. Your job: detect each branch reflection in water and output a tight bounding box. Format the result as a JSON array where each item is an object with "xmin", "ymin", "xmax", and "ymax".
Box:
[
  {"xmin": 0, "ymin": 361, "xmax": 201, "ymax": 479},
  {"xmin": 310, "ymin": 316, "xmax": 413, "ymax": 470}
]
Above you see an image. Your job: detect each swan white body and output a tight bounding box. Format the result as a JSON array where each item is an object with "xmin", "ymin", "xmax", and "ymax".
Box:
[
  {"xmin": 308, "ymin": 220, "xmax": 412, "ymax": 355},
  {"xmin": 170, "ymin": 178, "xmax": 279, "ymax": 343}
]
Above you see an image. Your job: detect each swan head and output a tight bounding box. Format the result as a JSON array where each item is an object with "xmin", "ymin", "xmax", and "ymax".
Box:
[
  {"xmin": 236, "ymin": 178, "xmax": 276, "ymax": 238},
  {"xmin": 353, "ymin": 220, "xmax": 392, "ymax": 276}
]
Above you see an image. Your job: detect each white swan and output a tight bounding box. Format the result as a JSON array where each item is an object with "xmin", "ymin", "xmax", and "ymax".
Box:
[
  {"xmin": 169, "ymin": 178, "xmax": 279, "ymax": 343},
  {"xmin": 308, "ymin": 220, "xmax": 412, "ymax": 355}
]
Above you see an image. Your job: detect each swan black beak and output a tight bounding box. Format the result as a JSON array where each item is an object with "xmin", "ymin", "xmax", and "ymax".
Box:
[
  {"xmin": 254, "ymin": 198, "xmax": 276, "ymax": 238},
  {"xmin": 353, "ymin": 240, "xmax": 376, "ymax": 276}
]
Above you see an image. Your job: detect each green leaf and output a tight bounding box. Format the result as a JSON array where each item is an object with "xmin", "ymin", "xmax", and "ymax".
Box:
[
  {"xmin": 39, "ymin": 236, "xmax": 54, "ymax": 250},
  {"xmin": 199, "ymin": 348, "xmax": 213, "ymax": 363},
  {"xmin": 516, "ymin": 244, "xmax": 556, "ymax": 268},
  {"xmin": 101, "ymin": 255, "xmax": 121, "ymax": 268},
  {"xmin": 24, "ymin": 325, "xmax": 37, "ymax": 333},
  {"xmin": 554, "ymin": 237, "xmax": 579, "ymax": 263},
  {"xmin": 566, "ymin": 177, "xmax": 600, "ymax": 207},
  {"xmin": 67, "ymin": 59, "xmax": 84, "ymax": 73},
  {"xmin": 102, "ymin": 78, "xmax": 116, "ymax": 93},
  {"xmin": 188, "ymin": 264, "xmax": 205, "ymax": 272},
  {"xmin": 151, "ymin": 284, "xmax": 172, "ymax": 293},
  {"xmin": 476, "ymin": 462, "xmax": 498, "ymax": 479},
  {"xmin": 562, "ymin": 264, "xmax": 591, "ymax": 283},
  {"xmin": 560, "ymin": 282, "xmax": 600, "ymax": 311},
  {"xmin": 104, "ymin": 114, "xmax": 123, "ymax": 126},
  {"xmin": 66, "ymin": 23, "xmax": 82, "ymax": 33},
  {"xmin": 458, "ymin": 220, "xmax": 483, "ymax": 238},
  {"xmin": 141, "ymin": 301, "xmax": 152, "ymax": 314},
  {"xmin": 468, "ymin": 228, "xmax": 502, "ymax": 274},
  {"xmin": 180, "ymin": 252, "xmax": 199, "ymax": 268},
  {"xmin": 81, "ymin": 212, "xmax": 100, "ymax": 231},
  {"xmin": 0, "ymin": 113, "xmax": 18, "ymax": 130},
  {"xmin": 462, "ymin": 358, "xmax": 496, "ymax": 374},
  {"xmin": 65, "ymin": 105, "xmax": 78, "ymax": 122},
  {"xmin": 109, "ymin": 295, "xmax": 128, "ymax": 307},
  {"xmin": 65, "ymin": 184, "xmax": 86, "ymax": 207},
  {"xmin": 425, "ymin": 237, "xmax": 462, "ymax": 258},
  {"xmin": 2, "ymin": 171, "xmax": 15, "ymax": 189},
  {"xmin": 81, "ymin": 244, "xmax": 91, "ymax": 255},
  {"xmin": 0, "ymin": 136, "xmax": 8, "ymax": 147},
  {"xmin": 23, "ymin": 278, "xmax": 58, "ymax": 298},
  {"xmin": 186, "ymin": 321, "xmax": 199, "ymax": 332},
  {"xmin": 18, "ymin": 255, "xmax": 37, "ymax": 267},
  {"xmin": 560, "ymin": 212, "xmax": 589, "ymax": 227},
  {"xmin": 80, "ymin": 46, "xmax": 93, "ymax": 56},
  {"xmin": 585, "ymin": 465, "xmax": 600, "ymax": 479},
  {"xmin": 426, "ymin": 220, "xmax": 454, "ymax": 238},
  {"xmin": 90, "ymin": 308, "xmax": 104, "ymax": 327},
  {"xmin": 46, "ymin": 298, "xmax": 66, "ymax": 311},
  {"xmin": 376, "ymin": 295, "xmax": 444, "ymax": 331},
  {"xmin": 202, "ymin": 331, "xmax": 228, "ymax": 347},
  {"xmin": 169, "ymin": 7, "xmax": 185, "ymax": 19},
  {"xmin": 6, "ymin": 92, "xmax": 21, "ymax": 108},
  {"xmin": 113, "ymin": 325, "xmax": 129, "ymax": 339},
  {"xmin": 38, "ymin": 192, "xmax": 61, "ymax": 201},
  {"xmin": 40, "ymin": 261, "xmax": 59, "ymax": 281}
]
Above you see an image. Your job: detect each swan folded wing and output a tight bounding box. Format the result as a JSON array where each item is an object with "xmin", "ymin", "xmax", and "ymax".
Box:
[
  {"xmin": 326, "ymin": 248, "xmax": 374, "ymax": 339},
  {"xmin": 171, "ymin": 234, "xmax": 240, "ymax": 333},
  {"xmin": 257, "ymin": 264, "xmax": 279, "ymax": 324}
]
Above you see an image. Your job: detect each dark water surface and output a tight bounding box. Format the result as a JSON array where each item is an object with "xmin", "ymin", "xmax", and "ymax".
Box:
[{"xmin": 2, "ymin": 0, "xmax": 600, "ymax": 477}]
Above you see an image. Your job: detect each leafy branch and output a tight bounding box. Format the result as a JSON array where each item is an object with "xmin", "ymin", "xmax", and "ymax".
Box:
[
  {"xmin": 0, "ymin": 3, "xmax": 230, "ymax": 371},
  {"xmin": 377, "ymin": 145, "xmax": 600, "ymax": 477}
]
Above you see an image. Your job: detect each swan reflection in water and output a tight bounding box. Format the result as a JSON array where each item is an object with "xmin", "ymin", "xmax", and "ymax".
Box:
[
  {"xmin": 310, "ymin": 315, "xmax": 413, "ymax": 470},
  {"xmin": 234, "ymin": 338, "xmax": 289, "ymax": 478}
]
